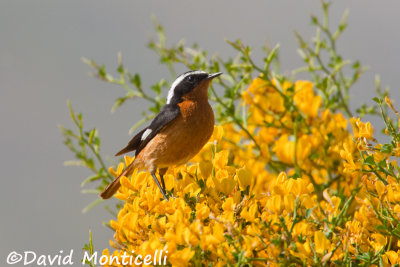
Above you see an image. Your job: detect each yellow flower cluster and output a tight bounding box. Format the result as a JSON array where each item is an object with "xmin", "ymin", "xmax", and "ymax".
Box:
[{"xmin": 100, "ymin": 77, "xmax": 399, "ymax": 266}]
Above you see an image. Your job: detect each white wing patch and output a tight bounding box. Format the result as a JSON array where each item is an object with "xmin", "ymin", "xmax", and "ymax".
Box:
[
  {"xmin": 166, "ymin": 70, "xmax": 207, "ymax": 104},
  {"xmin": 141, "ymin": 129, "xmax": 152, "ymax": 141}
]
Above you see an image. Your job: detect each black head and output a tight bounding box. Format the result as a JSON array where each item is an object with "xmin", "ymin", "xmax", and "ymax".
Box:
[{"xmin": 166, "ymin": 70, "xmax": 222, "ymax": 105}]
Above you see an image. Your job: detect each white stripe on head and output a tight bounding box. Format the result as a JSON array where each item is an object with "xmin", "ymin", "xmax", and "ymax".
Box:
[
  {"xmin": 141, "ymin": 128, "xmax": 152, "ymax": 141},
  {"xmin": 166, "ymin": 70, "xmax": 207, "ymax": 104}
]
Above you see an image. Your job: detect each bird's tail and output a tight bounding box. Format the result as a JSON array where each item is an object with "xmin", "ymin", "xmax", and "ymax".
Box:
[{"xmin": 99, "ymin": 161, "xmax": 136, "ymax": 199}]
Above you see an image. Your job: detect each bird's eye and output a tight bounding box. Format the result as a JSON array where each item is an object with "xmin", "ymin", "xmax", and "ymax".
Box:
[{"xmin": 187, "ymin": 75, "xmax": 195, "ymax": 82}]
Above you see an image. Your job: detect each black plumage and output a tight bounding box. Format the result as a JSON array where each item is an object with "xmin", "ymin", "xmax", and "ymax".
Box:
[{"xmin": 115, "ymin": 104, "xmax": 180, "ymax": 157}]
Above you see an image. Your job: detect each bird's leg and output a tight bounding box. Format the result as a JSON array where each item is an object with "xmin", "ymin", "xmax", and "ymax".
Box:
[
  {"xmin": 159, "ymin": 167, "xmax": 168, "ymax": 192},
  {"xmin": 151, "ymin": 173, "xmax": 169, "ymax": 201}
]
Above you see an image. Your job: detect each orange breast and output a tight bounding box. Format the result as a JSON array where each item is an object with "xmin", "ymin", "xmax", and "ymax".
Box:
[{"xmin": 134, "ymin": 99, "xmax": 214, "ymax": 172}]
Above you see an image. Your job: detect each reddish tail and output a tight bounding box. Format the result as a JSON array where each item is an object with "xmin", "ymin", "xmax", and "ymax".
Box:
[{"xmin": 99, "ymin": 162, "xmax": 135, "ymax": 199}]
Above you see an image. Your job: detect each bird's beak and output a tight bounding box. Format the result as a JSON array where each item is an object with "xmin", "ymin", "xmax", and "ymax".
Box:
[{"xmin": 207, "ymin": 72, "xmax": 223, "ymax": 80}]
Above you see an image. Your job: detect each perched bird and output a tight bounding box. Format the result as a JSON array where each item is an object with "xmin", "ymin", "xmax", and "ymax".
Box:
[{"xmin": 100, "ymin": 70, "xmax": 222, "ymax": 201}]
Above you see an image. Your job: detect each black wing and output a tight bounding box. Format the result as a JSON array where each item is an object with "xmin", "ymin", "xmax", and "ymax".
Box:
[
  {"xmin": 114, "ymin": 128, "xmax": 146, "ymax": 156},
  {"xmin": 115, "ymin": 104, "xmax": 180, "ymax": 157}
]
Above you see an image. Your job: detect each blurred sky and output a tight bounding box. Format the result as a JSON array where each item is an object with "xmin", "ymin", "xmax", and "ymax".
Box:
[{"xmin": 1, "ymin": 0, "xmax": 399, "ymax": 265}]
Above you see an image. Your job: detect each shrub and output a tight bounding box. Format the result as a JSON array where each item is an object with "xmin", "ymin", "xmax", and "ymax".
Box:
[{"xmin": 62, "ymin": 2, "xmax": 400, "ymax": 266}]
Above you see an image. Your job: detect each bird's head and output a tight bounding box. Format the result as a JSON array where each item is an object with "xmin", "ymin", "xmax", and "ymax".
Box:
[{"xmin": 166, "ymin": 70, "xmax": 222, "ymax": 104}]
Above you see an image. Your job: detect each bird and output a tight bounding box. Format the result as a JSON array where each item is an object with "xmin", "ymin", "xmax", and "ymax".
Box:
[{"xmin": 99, "ymin": 70, "xmax": 222, "ymax": 201}]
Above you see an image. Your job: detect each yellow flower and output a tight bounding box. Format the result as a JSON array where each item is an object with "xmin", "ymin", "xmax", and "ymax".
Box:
[
  {"xmin": 340, "ymin": 143, "xmax": 358, "ymax": 173},
  {"xmin": 213, "ymin": 150, "xmax": 229, "ymax": 170},
  {"xmin": 265, "ymin": 92, "xmax": 285, "ymax": 113},
  {"xmin": 375, "ymin": 180, "xmax": 386, "ymax": 198},
  {"xmin": 385, "ymin": 251, "xmax": 399, "ymax": 265},
  {"xmin": 296, "ymin": 135, "xmax": 312, "ymax": 164},
  {"xmin": 222, "ymin": 197, "xmax": 235, "ymax": 211},
  {"xmin": 236, "ymin": 167, "xmax": 253, "ymax": 190},
  {"xmin": 314, "ymin": 231, "xmax": 331, "ymax": 254},
  {"xmin": 395, "ymin": 142, "xmax": 400, "ymax": 157},
  {"xmin": 284, "ymin": 194, "xmax": 296, "ymax": 213},
  {"xmin": 273, "ymin": 134, "xmax": 312, "ymax": 165},
  {"xmin": 240, "ymin": 202, "xmax": 259, "ymax": 222},
  {"xmin": 384, "ymin": 96, "xmax": 399, "ymax": 118},
  {"xmin": 350, "ymin": 118, "xmax": 374, "ymax": 140},
  {"xmin": 294, "ymin": 81, "xmax": 321, "ymax": 117},
  {"xmin": 183, "ymin": 181, "xmax": 201, "ymax": 197},
  {"xmin": 294, "ymin": 241, "xmax": 312, "ymax": 262},
  {"xmin": 196, "ymin": 203, "xmax": 210, "ymax": 220},
  {"xmin": 260, "ymin": 143, "xmax": 271, "ymax": 162},
  {"xmin": 370, "ymin": 233, "xmax": 387, "ymax": 253},
  {"xmin": 210, "ymin": 125, "xmax": 224, "ymax": 143},
  {"xmin": 266, "ymin": 195, "xmax": 282, "ymax": 214},
  {"xmin": 274, "ymin": 134, "xmax": 295, "ymax": 164},
  {"xmin": 291, "ymin": 220, "xmax": 311, "ymax": 239},
  {"xmin": 212, "ymin": 169, "xmax": 235, "ymax": 195},
  {"xmin": 247, "ymin": 77, "xmax": 268, "ymax": 94},
  {"xmin": 168, "ymin": 248, "xmax": 195, "ymax": 267},
  {"xmin": 199, "ymin": 161, "xmax": 213, "ymax": 179},
  {"xmin": 258, "ymin": 127, "xmax": 279, "ymax": 144}
]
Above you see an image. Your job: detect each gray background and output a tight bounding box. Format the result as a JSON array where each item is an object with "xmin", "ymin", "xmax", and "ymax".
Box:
[{"xmin": 1, "ymin": 1, "xmax": 399, "ymax": 265}]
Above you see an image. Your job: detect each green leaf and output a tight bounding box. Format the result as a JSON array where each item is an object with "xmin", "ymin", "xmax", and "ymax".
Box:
[
  {"xmin": 309, "ymin": 153, "xmax": 319, "ymax": 160},
  {"xmin": 81, "ymin": 189, "xmax": 100, "ymax": 195},
  {"xmin": 380, "ymin": 143, "xmax": 393, "ymax": 154},
  {"xmin": 310, "ymin": 16, "xmax": 318, "ymax": 25},
  {"xmin": 82, "ymin": 198, "xmax": 104, "ymax": 213},
  {"xmin": 64, "ymin": 160, "xmax": 86, "ymax": 167},
  {"xmin": 116, "ymin": 64, "xmax": 124, "ymax": 74},
  {"xmin": 131, "ymin": 73, "xmax": 141, "ymax": 88},
  {"xmin": 363, "ymin": 155, "xmax": 375, "ymax": 166},
  {"xmin": 111, "ymin": 96, "xmax": 129, "ymax": 112},
  {"xmin": 372, "ymin": 97, "xmax": 380, "ymax": 104},
  {"xmin": 305, "ymin": 208, "xmax": 314, "ymax": 219},
  {"xmin": 377, "ymin": 159, "xmax": 387, "ymax": 169},
  {"xmin": 81, "ymin": 230, "xmax": 96, "ymax": 267},
  {"xmin": 88, "ymin": 129, "xmax": 96, "ymax": 144},
  {"xmin": 375, "ymin": 225, "xmax": 387, "ymax": 231},
  {"xmin": 355, "ymin": 252, "xmax": 372, "ymax": 262},
  {"xmin": 98, "ymin": 65, "xmax": 106, "ymax": 78},
  {"xmin": 81, "ymin": 174, "xmax": 103, "ymax": 188}
]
